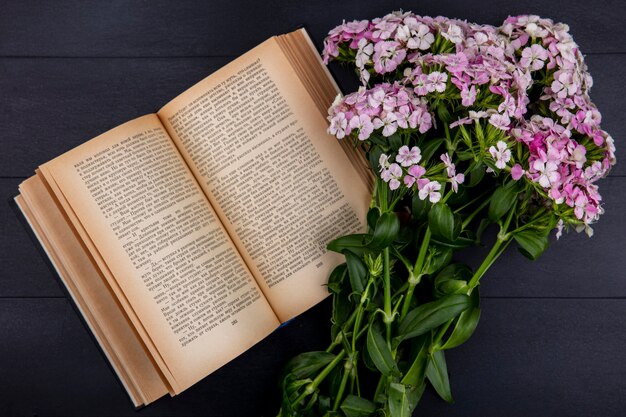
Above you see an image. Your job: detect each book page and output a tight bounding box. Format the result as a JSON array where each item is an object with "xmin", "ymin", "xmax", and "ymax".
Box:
[
  {"xmin": 158, "ymin": 34, "xmax": 371, "ymax": 322},
  {"xmin": 40, "ymin": 114, "xmax": 279, "ymax": 393},
  {"xmin": 17, "ymin": 175, "xmax": 168, "ymax": 406}
]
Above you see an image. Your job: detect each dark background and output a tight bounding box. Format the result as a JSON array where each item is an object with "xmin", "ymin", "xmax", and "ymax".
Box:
[{"xmin": 1, "ymin": 1, "xmax": 625, "ymax": 416}]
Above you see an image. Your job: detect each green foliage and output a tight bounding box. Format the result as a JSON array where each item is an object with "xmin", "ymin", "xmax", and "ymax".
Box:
[
  {"xmin": 397, "ymin": 294, "xmax": 472, "ymax": 341},
  {"xmin": 279, "ymin": 169, "xmax": 558, "ymax": 416}
]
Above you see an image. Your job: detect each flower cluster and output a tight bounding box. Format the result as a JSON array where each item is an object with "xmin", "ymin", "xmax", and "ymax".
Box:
[
  {"xmin": 328, "ymin": 82, "xmax": 432, "ymax": 140},
  {"xmin": 279, "ymin": 12, "xmax": 617, "ymax": 417},
  {"xmin": 324, "ymin": 11, "xmax": 616, "ymax": 234}
]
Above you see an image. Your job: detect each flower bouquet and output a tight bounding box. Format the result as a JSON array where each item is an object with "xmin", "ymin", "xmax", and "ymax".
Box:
[{"xmin": 278, "ymin": 11, "xmax": 616, "ymax": 417}]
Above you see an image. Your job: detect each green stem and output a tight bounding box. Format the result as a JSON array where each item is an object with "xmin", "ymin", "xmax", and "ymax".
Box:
[
  {"xmin": 461, "ymin": 196, "xmax": 491, "ymax": 229},
  {"xmin": 453, "ymin": 188, "xmax": 492, "ymax": 214},
  {"xmin": 431, "ymin": 320, "xmax": 454, "ymax": 351},
  {"xmin": 412, "ymin": 228, "xmax": 432, "ymax": 278},
  {"xmin": 467, "ymin": 235, "xmax": 506, "ymax": 291},
  {"xmin": 383, "ymin": 247, "xmax": 392, "ymax": 345},
  {"xmin": 292, "ymin": 350, "xmax": 347, "ymax": 407},
  {"xmin": 332, "ymin": 360, "xmax": 351, "ymax": 410},
  {"xmin": 468, "ymin": 200, "xmax": 517, "ymax": 290},
  {"xmin": 326, "ymin": 308, "xmax": 359, "ymax": 352},
  {"xmin": 400, "ymin": 227, "xmax": 431, "ymax": 320}
]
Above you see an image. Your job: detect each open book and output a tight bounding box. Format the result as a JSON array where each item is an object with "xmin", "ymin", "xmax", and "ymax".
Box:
[{"xmin": 15, "ymin": 29, "xmax": 372, "ymax": 407}]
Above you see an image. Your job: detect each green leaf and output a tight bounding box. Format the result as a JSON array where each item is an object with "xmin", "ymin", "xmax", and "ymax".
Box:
[
  {"xmin": 411, "ymin": 192, "xmax": 431, "ymax": 222},
  {"xmin": 437, "ymin": 103, "xmax": 452, "ymax": 124},
  {"xmin": 419, "ymin": 137, "xmax": 444, "ymax": 162},
  {"xmin": 456, "ymin": 150, "xmax": 475, "ymax": 161},
  {"xmin": 428, "ymin": 203, "xmax": 458, "ymax": 242},
  {"xmin": 426, "ymin": 350, "xmax": 454, "ymax": 403},
  {"xmin": 366, "ymin": 207, "xmax": 380, "ymax": 230},
  {"xmin": 367, "ymin": 324, "xmax": 399, "ymax": 377},
  {"xmin": 388, "ymin": 382, "xmax": 411, "ymax": 417},
  {"xmin": 475, "ymin": 218, "xmax": 490, "ymax": 243},
  {"xmin": 401, "ymin": 334, "xmax": 430, "ymax": 387},
  {"xmin": 282, "ymin": 351, "xmax": 336, "ymax": 379},
  {"xmin": 368, "ymin": 133, "xmax": 387, "ymax": 147},
  {"xmin": 369, "ymin": 212, "xmax": 400, "ymax": 250},
  {"xmin": 430, "ymin": 236, "xmax": 474, "ymax": 249},
  {"xmin": 327, "ymin": 263, "xmax": 347, "ymax": 294},
  {"xmin": 388, "ymin": 133, "xmax": 403, "ymax": 150},
  {"xmin": 441, "ymin": 289, "xmax": 481, "ymax": 350},
  {"xmin": 332, "ymin": 291, "xmax": 352, "ymax": 330},
  {"xmin": 327, "ymin": 234, "xmax": 372, "ymax": 256},
  {"xmin": 467, "ymin": 163, "xmax": 486, "ymax": 187},
  {"xmin": 513, "ymin": 229, "xmax": 549, "ymax": 260},
  {"xmin": 340, "ymin": 395, "xmax": 377, "ymax": 417},
  {"xmin": 488, "ymin": 182, "xmax": 519, "ymax": 222},
  {"xmin": 423, "ymin": 246, "xmax": 453, "ymax": 275},
  {"xmin": 361, "ymin": 340, "xmax": 378, "ymax": 372},
  {"xmin": 368, "ymin": 145, "xmax": 384, "ymax": 171},
  {"xmin": 344, "ymin": 250, "xmax": 367, "ymax": 294},
  {"xmin": 397, "ymin": 294, "xmax": 472, "ymax": 341},
  {"xmin": 433, "ymin": 264, "xmax": 472, "ymax": 298},
  {"xmin": 457, "ymin": 124, "xmax": 472, "ymax": 147}
]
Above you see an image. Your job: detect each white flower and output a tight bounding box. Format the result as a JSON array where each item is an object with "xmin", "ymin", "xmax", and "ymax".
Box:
[
  {"xmin": 489, "ymin": 141, "xmax": 512, "ymax": 169},
  {"xmin": 396, "ymin": 145, "xmax": 422, "ymax": 167},
  {"xmin": 533, "ymin": 159, "xmax": 560, "ymax": 188},
  {"xmin": 418, "ymin": 180, "xmax": 442, "ymax": 203}
]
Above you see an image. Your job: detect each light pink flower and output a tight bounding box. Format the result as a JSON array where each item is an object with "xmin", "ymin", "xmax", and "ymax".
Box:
[
  {"xmin": 427, "ymin": 71, "xmax": 448, "ymax": 93},
  {"xmin": 328, "ymin": 113, "xmax": 349, "ymax": 139},
  {"xmin": 520, "ymin": 44, "xmax": 548, "ymax": 71},
  {"xmin": 349, "ymin": 114, "xmax": 374, "ymax": 141},
  {"xmin": 489, "ymin": 113, "xmax": 511, "ymax": 130},
  {"xmin": 396, "ymin": 145, "xmax": 422, "ymax": 166},
  {"xmin": 403, "ymin": 164, "xmax": 426, "ymax": 188},
  {"xmin": 418, "ymin": 180, "xmax": 442, "ymax": 203},
  {"xmin": 489, "ymin": 141, "xmax": 512, "ymax": 169},
  {"xmin": 373, "ymin": 112, "xmax": 399, "ymax": 137},
  {"xmin": 511, "ymin": 163, "xmax": 525, "ymax": 180},
  {"xmin": 532, "ymin": 159, "xmax": 560, "ymax": 188}
]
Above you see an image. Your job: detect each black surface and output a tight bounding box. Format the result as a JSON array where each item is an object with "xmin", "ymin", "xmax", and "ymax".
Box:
[{"xmin": 0, "ymin": 1, "xmax": 624, "ymax": 416}]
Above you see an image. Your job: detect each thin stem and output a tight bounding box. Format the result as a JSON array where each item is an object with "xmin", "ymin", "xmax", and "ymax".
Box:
[
  {"xmin": 401, "ymin": 227, "xmax": 431, "ymax": 321},
  {"xmin": 467, "ymin": 235, "xmax": 506, "ymax": 291},
  {"xmin": 412, "ymin": 228, "xmax": 432, "ymax": 278},
  {"xmin": 461, "ymin": 197, "xmax": 491, "ymax": 229},
  {"xmin": 468, "ymin": 200, "xmax": 517, "ymax": 290},
  {"xmin": 431, "ymin": 320, "xmax": 454, "ymax": 351},
  {"xmin": 292, "ymin": 350, "xmax": 347, "ymax": 407},
  {"xmin": 332, "ymin": 361, "xmax": 350, "ymax": 410},
  {"xmin": 453, "ymin": 188, "xmax": 492, "ymax": 214},
  {"xmin": 383, "ymin": 247, "xmax": 392, "ymax": 345}
]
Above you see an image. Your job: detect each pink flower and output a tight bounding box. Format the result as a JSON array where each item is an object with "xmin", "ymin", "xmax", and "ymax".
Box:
[
  {"xmin": 460, "ymin": 85, "xmax": 477, "ymax": 106},
  {"xmin": 551, "ymin": 71, "xmax": 578, "ymax": 98},
  {"xmin": 489, "ymin": 141, "xmax": 512, "ymax": 169},
  {"xmin": 403, "ymin": 164, "xmax": 426, "ymax": 188},
  {"xmin": 450, "ymin": 173, "xmax": 465, "ymax": 192},
  {"xmin": 349, "ymin": 114, "xmax": 374, "ymax": 141},
  {"xmin": 396, "ymin": 145, "xmax": 422, "ymax": 166},
  {"xmin": 427, "ymin": 71, "xmax": 448, "ymax": 93},
  {"xmin": 532, "ymin": 159, "xmax": 560, "ymax": 188},
  {"xmin": 397, "ymin": 19, "xmax": 434, "ymax": 50},
  {"xmin": 511, "ymin": 163, "xmax": 525, "ymax": 180},
  {"xmin": 418, "ymin": 180, "xmax": 442, "ymax": 203},
  {"xmin": 373, "ymin": 112, "xmax": 399, "ymax": 137},
  {"xmin": 489, "ymin": 113, "xmax": 511, "ymax": 130},
  {"xmin": 328, "ymin": 113, "xmax": 349, "ymax": 139},
  {"xmin": 520, "ymin": 44, "xmax": 548, "ymax": 71},
  {"xmin": 381, "ymin": 162, "xmax": 403, "ymax": 190},
  {"xmin": 373, "ymin": 41, "xmax": 407, "ymax": 74}
]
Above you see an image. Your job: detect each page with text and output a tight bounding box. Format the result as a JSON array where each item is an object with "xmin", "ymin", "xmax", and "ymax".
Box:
[
  {"xmin": 41, "ymin": 114, "xmax": 280, "ymax": 393},
  {"xmin": 158, "ymin": 37, "xmax": 371, "ymax": 321}
]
